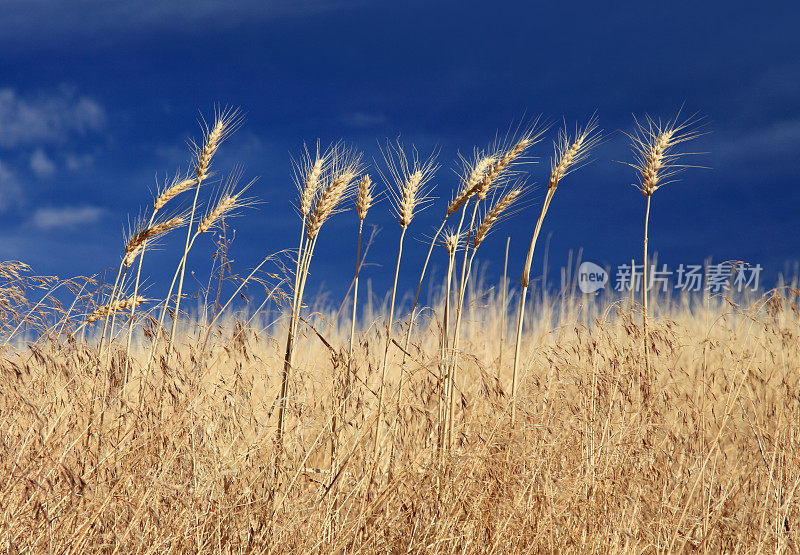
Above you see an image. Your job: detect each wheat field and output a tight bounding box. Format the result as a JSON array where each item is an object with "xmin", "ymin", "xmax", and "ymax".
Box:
[{"xmin": 0, "ymin": 110, "xmax": 798, "ymax": 553}]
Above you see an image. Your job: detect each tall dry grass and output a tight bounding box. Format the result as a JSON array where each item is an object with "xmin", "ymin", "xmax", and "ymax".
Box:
[{"xmin": 0, "ymin": 109, "xmax": 797, "ymax": 553}]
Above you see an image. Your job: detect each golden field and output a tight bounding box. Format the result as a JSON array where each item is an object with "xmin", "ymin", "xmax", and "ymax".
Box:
[{"xmin": 0, "ymin": 110, "xmax": 798, "ymax": 553}]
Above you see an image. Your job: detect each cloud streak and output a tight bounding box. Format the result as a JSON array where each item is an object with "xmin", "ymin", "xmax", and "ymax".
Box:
[
  {"xmin": 32, "ymin": 205, "xmax": 108, "ymax": 230},
  {"xmin": 0, "ymin": 88, "xmax": 106, "ymax": 149}
]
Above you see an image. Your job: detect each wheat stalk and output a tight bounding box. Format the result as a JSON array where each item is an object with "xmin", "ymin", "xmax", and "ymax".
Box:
[
  {"xmin": 625, "ymin": 111, "xmax": 703, "ymax": 400},
  {"xmin": 167, "ymin": 107, "xmax": 242, "ymax": 364},
  {"xmin": 398, "ymin": 126, "xmax": 540, "ymax": 433},
  {"xmin": 125, "ymin": 174, "xmax": 192, "ymax": 365},
  {"xmin": 498, "ymin": 236, "xmax": 510, "ymax": 376},
  {"xmin": 397, "ymin": 153, "xmax": 495, "ymax": 370},
  {"xmin": 445, "ymin": 185, "xmax": 524, "ymax": 450},
  {"xmin": 511, "ymin": 116, "xmax": 601, "ymax": 425},
  {"xmin": 438, "ymin": 230, "xmax": 460, "ymax": 454},
  {"xmin": 349, "ymin": 175, "xmax": 374, "ymax": 363},
  {"xmin": 277, "ymin": 145, "xmax": 361, "ymax": 459},
  {"xmin": 441, "ymin": 128, "xmax": 545, "ymax": 444},
  {"xmin": 145, "ymin": 169, "xmax": 252, "ymax": 399},
  {"xmin": 371, "ymin": 141, "xmax": 437, "ymax": 478}
]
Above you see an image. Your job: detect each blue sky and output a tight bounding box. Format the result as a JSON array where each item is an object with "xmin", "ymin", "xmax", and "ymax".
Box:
[{"xmin": 1, "ymin": 1, "xmax": 798, "ymax": 303}]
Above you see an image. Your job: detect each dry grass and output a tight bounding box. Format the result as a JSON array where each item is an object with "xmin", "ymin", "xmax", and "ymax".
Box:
[{"xmin": 0, "ymin": 110, "xmax": 797, "ymax": 553}]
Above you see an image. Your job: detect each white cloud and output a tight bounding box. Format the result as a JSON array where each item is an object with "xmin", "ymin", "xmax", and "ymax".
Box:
[
  {"xmin": 30, "ymin": 149, "xmax": 56, "ymax": 177},
  {"xmin": 0, "ymin": 88, "xmax": 106, "ymax": 148},
  {"xmin": 0, "ymin": 161, "xmax": 23, "ymax": 212},
  {"xmin": 32, "ymin": 205, "xmax": 108, "ymax": 230}
]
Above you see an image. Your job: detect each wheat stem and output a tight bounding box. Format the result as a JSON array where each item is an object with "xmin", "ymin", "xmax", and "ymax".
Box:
[
  {"xmin": 371, "ymin": 227, "xmax": 406, "ymax": 471},
  {"xmin": 642, "ymin": 193, "xmax": 652, "ymax": 402},
  {"xmin": 499, "ymin": 236, "xmax": 510, "ymax": 377}
]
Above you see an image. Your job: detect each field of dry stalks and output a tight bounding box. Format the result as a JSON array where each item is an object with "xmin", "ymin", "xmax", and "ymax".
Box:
[{"xmin": 1, "ymin": 110, "xmax": 798, "ymax": 553}]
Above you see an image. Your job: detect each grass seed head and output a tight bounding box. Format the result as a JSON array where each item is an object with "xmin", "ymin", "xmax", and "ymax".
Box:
[
  {"xmin": 448, "ymin": 155, "xmax": 495, "ymax": 215},
  {"xmin": 477, "ymin": 124, "xmax": 545, "ymax": 199},
  {"xmin": 443, "ymin": 229, "xmax": 460, "ymax": 255},
  {"xmin": 296, "ymin": 143, "xmax": 329, "ymax": 218},
  {"xmin": 154, "ymin": 173, "xmax": 196, "ymax": 211},
  {"xmin": 198, "ymin": 169, "xmax": 256, "ymax": 234},
  {"xmin": 192, "ymin": 106, "xmax": 243, "ymax": 183}
]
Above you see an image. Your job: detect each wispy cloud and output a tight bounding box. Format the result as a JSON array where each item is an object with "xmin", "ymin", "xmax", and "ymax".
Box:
[
  {"xmin": 30, "ymin": 149, "xmax": 56, "ymax": 178},
  {"xmin": 714, "ymin": 116, "xmax": 800, "ymax": 169},
  {"xmin": 0, "ymin": 87, "xmax": 106, "ymax": 148},
  {"xmin": 32, "ymin": 205, "xmax": 108, "ymax": 230}
]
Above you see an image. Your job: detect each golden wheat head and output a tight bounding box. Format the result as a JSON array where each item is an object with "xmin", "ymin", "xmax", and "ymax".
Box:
[
  {"xmin": 192, "ymin": 106, "xmax": 244, "ymax": 183},
  {"xmin": 477, "ymin": 121, "xmax": 547, "ymax": 200},
  {"xmin": 627, "ymin": 111, "xmax": 705, "ymax": 196},
  {"xmin": 356, "ymin": 174, "xmax": 374, "ymax": 221},
  {"xmin": 380, "ymin": 140, "xmax": 438, "ymax": 229},
  {"xmin": 473, "ymin": 186, "xmax": 524, "ymax": 248},
  {"xmin": 448, "ymin": 154, "xmax": 496, "ymax": 215},
  {"xmin": 86, "ymin": 295, "xmax": 148, "ymax": 323},
  {"xmin": 305, "ymin": 145, "xmax": 362, "ymax": 239},
  {"xmin": 549, "ymin": 114, "xmax": 602, "ymax": 190},
  {"xmin": 123, "ymin": 216, "xmax": 186, "ymax": 267},
  {"xmin": 198, "ymin": 168, "xmax": 256, "ymax": 234}
]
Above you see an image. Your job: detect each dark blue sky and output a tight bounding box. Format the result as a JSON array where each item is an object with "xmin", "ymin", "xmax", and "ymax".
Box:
[{"xmin": 1, "ymin": 1, "xmax": 798, "ymax": 303}]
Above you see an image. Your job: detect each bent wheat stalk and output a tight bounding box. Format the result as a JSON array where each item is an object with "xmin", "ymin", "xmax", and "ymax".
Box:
[
  {"xmin": 277, "ymin": 146, "xmax": 359, "ymax": 454},
  {"xmin": 445, "ymin": 186, "xmax": 523, "ymax": 450},
  {"xmin": 396, "ymin": 153, "xmax": 494, "ymax": 407},
  {"xmin": 511, "ymin": 116, "xmax": 600, "ymax": 425},
  {"xmin": 167, "ymin": 107, "xmax": 242, "ymax": 361},
  {"xmin": 146, "ymin": 173, "xmax": 252, "ymax": 385}
]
